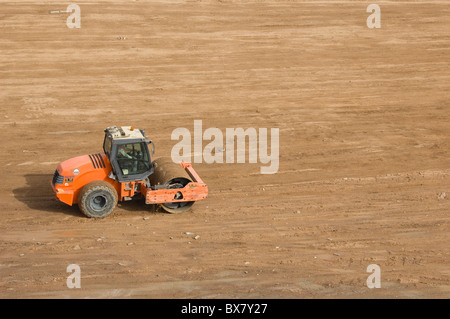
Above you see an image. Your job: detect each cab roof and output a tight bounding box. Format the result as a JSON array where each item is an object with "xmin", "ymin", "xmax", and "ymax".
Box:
[{"xmin": 104, "ymin": 126, "xmax": 145, "ymax": 140}]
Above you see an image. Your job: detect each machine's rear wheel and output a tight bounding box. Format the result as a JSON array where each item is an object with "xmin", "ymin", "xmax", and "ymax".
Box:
[
  {"xmin": 78, "ymin": 181, "xmax": 118, "ymax": 218},
  {"xmin": 160, "ymin": 177, "xmax": 194, "ymax": 214}
]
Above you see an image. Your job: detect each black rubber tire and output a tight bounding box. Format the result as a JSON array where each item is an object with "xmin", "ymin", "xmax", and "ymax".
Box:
[{"xmin": 78, "ymin": 181, "xmax": 118, "ymax": 218}]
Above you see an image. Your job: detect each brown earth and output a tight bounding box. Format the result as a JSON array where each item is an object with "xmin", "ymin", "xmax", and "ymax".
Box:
[{"xmin": 0, "ymin": 1, "xmax": 449, "ymax": 299}]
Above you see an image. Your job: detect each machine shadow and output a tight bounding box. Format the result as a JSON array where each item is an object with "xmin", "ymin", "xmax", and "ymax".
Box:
[{"xmin": 12, "ymin": 174, "xmax": 82, "ymax": 217}]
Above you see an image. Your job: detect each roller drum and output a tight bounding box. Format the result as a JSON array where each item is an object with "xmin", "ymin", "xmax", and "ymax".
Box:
[{"xmin": 149, "ymin": 157, "xmax": 194, "ymax": 213}]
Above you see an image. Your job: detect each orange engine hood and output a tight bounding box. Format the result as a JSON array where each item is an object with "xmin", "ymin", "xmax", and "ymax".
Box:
[
  {"xmin": 53, "ymin": 153, "xmax": 115, "ymax": 205},
  {"xmin": 57, "ymin": 153, "xmax": 109, "ymax": 176}
]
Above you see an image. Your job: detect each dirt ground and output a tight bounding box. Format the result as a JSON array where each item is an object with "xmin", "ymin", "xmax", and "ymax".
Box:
[{"xmin": 0, "ymin": 1, "xmax": 449, "ymax": 299}]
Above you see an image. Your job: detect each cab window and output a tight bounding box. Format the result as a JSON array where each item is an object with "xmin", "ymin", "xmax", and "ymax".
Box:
[
  {"xmin": 103, "ymin": 136, "xmax": 112, "ymax": 157},
  {"xmin": 116, "ymin": 142, "xmax": 150, "ymax": 176}
]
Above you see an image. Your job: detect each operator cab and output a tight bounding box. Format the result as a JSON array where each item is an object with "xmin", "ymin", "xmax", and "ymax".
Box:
[{"xmin": 103, "ymin": 126, "xmax": 154, "ymax": 183}]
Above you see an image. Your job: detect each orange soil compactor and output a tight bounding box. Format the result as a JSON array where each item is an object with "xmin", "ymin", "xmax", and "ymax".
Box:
[{"xmin": 51, "ymin": 126, "xmax": 208, "ymax": 218}]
